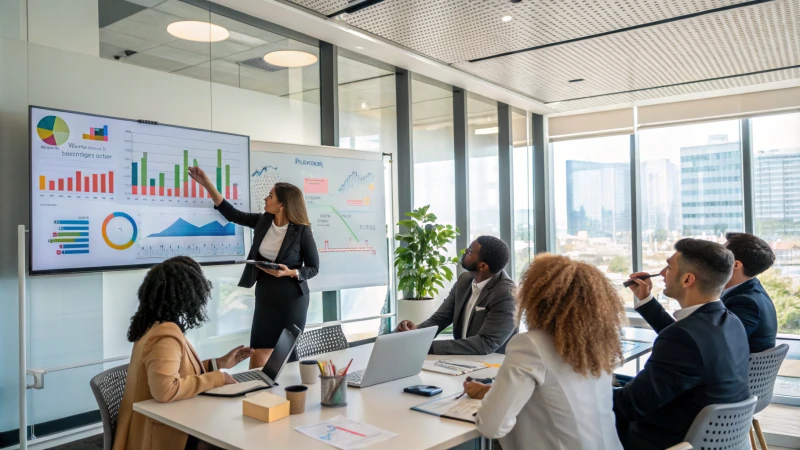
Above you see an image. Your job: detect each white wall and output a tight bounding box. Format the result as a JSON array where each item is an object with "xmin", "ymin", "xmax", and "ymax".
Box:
[{"xmin": 0, "ymin": 36, "xmax": 320, "ymax": 433}]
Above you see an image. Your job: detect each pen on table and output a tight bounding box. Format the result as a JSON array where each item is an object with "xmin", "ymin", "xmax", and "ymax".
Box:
[
  {"xmin": 455, "ymin": 376, "xmax": 473, "ymax": 400},
  {"xmin": 622, "ymin": 273, "xmax": 658, "ymax": 287}
]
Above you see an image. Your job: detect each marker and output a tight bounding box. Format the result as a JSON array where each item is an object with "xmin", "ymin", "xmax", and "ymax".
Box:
[{"xmin": 623, "ymin": 273, "xmax": 658, "ymax": 288}]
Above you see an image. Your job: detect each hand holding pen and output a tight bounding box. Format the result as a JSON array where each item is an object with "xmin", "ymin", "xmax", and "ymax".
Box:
[{"xmin": 624, "ymin": 272, "xmax": 657, "ymax": 301}]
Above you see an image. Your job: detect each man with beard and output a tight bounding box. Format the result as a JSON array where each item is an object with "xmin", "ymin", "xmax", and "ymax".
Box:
[{"xmin": 395, "ymin": 236, "xmax": 517, "ymax": 355}]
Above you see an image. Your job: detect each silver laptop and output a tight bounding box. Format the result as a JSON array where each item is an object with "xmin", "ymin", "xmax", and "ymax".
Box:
[
  {"xmin": 232, "ymin": 326, "xmax": 299, "ymax": 386},
  {"xmin": 347, "ymin": 326, "xmax": 437, "ymax": 388}
]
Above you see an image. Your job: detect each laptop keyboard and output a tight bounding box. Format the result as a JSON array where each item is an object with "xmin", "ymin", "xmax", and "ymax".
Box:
[
  {"xmin": 347, "ymin": 369, "xmax": 366, "ymax": 386},
  {"xmin": 232, "ymin": 371, "xmax": 265, "ymax": 383}
]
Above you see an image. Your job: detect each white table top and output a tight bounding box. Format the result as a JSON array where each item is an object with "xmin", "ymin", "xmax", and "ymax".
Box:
[{"xmin": 134, "ymin": 344, "xmax": 503, "ymax": 450}]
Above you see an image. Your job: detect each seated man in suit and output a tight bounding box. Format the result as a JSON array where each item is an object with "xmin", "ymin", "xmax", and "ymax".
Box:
[
  {"xmin": 395, "ymin": 235, "xmax": 517, "ymax": 355},
  {"xmin": 722, "ymin": 232, "xmax": 778, "ymax": 353},
  {"xmin": 616, "ymin": 238, "xmax": 750, "ymax": 450}
]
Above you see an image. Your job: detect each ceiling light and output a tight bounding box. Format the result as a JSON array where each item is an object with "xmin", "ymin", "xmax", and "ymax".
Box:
[
  {"xmin": 263, "ymin": 50, "xmax": 318, "ymax": 68},
  {"xmin": 568, "ymin": 78, "xmax": 585, "ymax": 83},
  {"xmin": 361, "ymin": 102, "xmax": 367, "ymax": 109},
  {"xmin": 501, "ymin": 16, "xmax": 513, "ymax": 22},
  {"xmin": 547, "ymin": 101, "xmax": 562, "ymax": 106},
  {"xmin": 355, "ymin": 46, "xmax": 364, "ymax": 50},
  {"xmin": 475, "ymin": 127, "xmax": 498, "ymax": 135},
  {"xmin": 167, "ymin": 21, "xmax": 229, "ymax": 42}
]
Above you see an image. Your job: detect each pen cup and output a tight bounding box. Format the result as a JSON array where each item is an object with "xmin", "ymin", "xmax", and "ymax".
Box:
[
  {"xmin": 300, "ymin": 360, "xmax": 319, "ymax": 385},
  {"xmin": 320, "ymin": 375, "xmax": 348, "ymax": 407}
]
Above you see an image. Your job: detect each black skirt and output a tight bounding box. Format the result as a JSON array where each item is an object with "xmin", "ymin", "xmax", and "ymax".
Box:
[{"xmin": 251, "ymin": 271, "xmax": 310, "ymax": 348}]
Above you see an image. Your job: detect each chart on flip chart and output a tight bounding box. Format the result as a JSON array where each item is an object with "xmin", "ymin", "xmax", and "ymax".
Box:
[
  {"xmin": 250, "ymin": 146, "xmax": 388, "ymax": 291},
  {"xmin": 30, "ymin": 106, "xmax": 249, "ymax": 273}
]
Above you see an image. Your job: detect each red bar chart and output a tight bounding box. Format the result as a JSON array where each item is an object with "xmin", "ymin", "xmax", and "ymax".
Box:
[{"xmin": 38, "ymin": 170, "xmax": 115, "ymax": 195}]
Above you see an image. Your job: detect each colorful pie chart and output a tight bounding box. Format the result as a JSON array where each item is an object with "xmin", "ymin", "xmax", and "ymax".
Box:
[{"xmin": 37, "ymin": 115, "xmax": 71, "ymax": 146}]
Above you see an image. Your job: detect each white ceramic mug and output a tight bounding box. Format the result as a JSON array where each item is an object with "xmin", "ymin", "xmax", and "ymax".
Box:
[{"xmin": 300, "ymin": 360, "xmax": 319, "ymax": 384}]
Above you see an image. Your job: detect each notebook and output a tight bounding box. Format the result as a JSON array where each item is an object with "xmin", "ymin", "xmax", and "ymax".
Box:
[
  {"xmin": 422, "ymin": 360, "xmax": 487, "ymax": 376},
  {"xmin": 202, "ymin": 380, "xmax": 270, "ymax": 397},
  {"xmin": 411, "ymin": 392, "xmax": 481, "ymax": 423}
]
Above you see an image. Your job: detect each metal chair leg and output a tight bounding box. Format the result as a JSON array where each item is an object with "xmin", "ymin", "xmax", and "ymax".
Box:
[
  {"xmin": 750, "ymin": 425, "xmax": 758, "ymax": 450},
  {"xmin": 754, "ymin": 418, "xmax": 768, "ymax": 450}
]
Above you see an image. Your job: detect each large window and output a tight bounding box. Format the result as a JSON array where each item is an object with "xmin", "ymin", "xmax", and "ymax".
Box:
[
  {"xmin": 553, "ymin": 135, "xmax": 632, "ymax": 301},
  {"xmin": 468, "ymin": 95, "xmax": 500, "ymax": 241},
  {"xmin": 639, "ymin": 120, "xmax": 743, "ymax": 308},
  {"xmin": 512, "ymin": 108, "xmax": 533, "ymax": 280}
]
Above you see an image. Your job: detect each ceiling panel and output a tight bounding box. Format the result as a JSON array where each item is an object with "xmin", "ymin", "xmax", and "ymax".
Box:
[
  {"xmin": 288, "ymin": 0, "xmax": 755, "ymax": 63},
  {"xmin": 455, "ymin": 0, "xmax": 799, "ymax": 110}
]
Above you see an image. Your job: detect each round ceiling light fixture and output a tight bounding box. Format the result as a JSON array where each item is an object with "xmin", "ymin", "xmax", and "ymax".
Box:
[
  {"xmin": 167, "ymin": 21, "xmax": 229, "ymax": 42},
  {"xmin": 263, "ymin": 50, "xmax": 318, "ymax": 68},
  {"xmin": 501, "ymin": 15, "xmax": 513, "ymax": 22}
]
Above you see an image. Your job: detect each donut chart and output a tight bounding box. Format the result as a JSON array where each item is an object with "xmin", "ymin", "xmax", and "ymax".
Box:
[
  {"xmin": 102, "ymin": 212, "xmax": 138, "ymax": 250},
  {"xmin": 37, "ymin": 115, "xmax": 70, "ymax": 146}
]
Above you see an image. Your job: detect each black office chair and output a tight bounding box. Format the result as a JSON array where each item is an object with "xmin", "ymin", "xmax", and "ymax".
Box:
[
  {"xmin": 89, "ymin": 364, "xmax": 128, "ymax": 450},
  {"xmin": 295, "ymin": 325, "xmax": 349, "ymax": 359}
]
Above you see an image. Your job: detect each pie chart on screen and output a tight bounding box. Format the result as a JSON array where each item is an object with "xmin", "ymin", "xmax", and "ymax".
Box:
[{"xmin": 37, "ymin": 115, "xmax": 70, "ymax": 146}]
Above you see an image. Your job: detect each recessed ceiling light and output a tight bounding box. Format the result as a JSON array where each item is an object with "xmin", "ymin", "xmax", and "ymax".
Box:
[
  {"xmin": 263, "ymin": 50, "xmax": 318, "ymax": 68},
  {"xmin": 361, "ymin": 102, "xmax": 367, "ymax": 109},
  {"xmin": 548, "ymin": 101, "xmax": 562, "ymax": 106},
  {"xmin": 502, "ymin": 15, "xmax": 513, "ymax": 22},
  {"xmin": 568, "ymin": 78, "xmax": 585, "ymax": 83},
  {"xmin": 167, "ymin": 21, "xmax": 229, "ymax": 42},
  {"xmin": 355, "ymin": 46, "xmax": 364, "ymax": 50},
  {"xmin": 475, "ymin": 127, "xmax": 498, "ymax": 135}
]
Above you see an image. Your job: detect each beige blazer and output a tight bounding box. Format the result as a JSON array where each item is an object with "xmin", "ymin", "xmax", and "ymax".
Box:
[{"xmin": 113, "ymin": 322, "xmax": 224, "ymax": 450}]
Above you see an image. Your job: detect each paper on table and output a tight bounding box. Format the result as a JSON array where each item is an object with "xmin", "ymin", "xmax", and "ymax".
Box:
[
  {"xmin": 295, "ymin": 416, "xmax": 397, "ymax": 450},
  {"xmin": 422, "ymin": 359, "xmax": 487, "ymax": 375},
  {"xmin": 412, "ymin": 393, "xmax": 482, "ymax": 423}
]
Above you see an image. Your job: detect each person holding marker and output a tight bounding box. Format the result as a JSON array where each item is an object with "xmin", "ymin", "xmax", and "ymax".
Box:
[{"xmin": 189, "ymin": 166, "xmax": 319, "ymax": 369}]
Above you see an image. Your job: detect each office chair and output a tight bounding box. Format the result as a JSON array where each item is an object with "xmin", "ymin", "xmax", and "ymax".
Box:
[
  {"xmin": 89, "ymin": 364, "xmax": 129, "ymax": 450},
  {"xmin": 666, "ymin": 395, "xmax": 758, "ymax": 450},
  {"xmin": 748, "ymin": 344, "xmax": 790, "ymax": 450},
  {"xmin": 295, "ymin": 324, "xmax": 349, "ymax": 359}
]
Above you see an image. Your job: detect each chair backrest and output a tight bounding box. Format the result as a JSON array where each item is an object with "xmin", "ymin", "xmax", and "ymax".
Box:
[
  {"xmin": 748, "ymin": 344, "xmax": 790, "ymax": 414},
  {"xmin": 295, "ymin": 325, "xmax": 349, "ymax": 359},
  {"xmin": 682, "ymin": 395, "xmax": 757, "ymax": 450},
  {"xmin": 89, "ymin": 364, "xmax": 129, "ymax": 450}
]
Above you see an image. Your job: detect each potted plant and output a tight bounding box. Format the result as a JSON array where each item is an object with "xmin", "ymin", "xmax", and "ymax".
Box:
[{"xmin": 394, "ymin": 206, "xmax": 460, "ymax": 324}]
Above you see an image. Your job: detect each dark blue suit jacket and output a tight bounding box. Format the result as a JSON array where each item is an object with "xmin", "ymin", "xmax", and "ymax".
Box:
[
  {"xmin": 722, "ymin": 278, "xmax": 777, "ymax": 353},
  {"xmin": 614, "ymin": 301, "xmax": 750, "ymax": 450}
]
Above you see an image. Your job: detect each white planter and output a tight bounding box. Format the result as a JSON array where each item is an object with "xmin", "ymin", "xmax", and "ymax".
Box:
[{"xmin": 397, "ymin": 298, "xmax": 435, "ymax": 325}]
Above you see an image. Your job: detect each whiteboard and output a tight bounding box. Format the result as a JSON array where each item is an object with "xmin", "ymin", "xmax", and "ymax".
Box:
[{"xmin": 250, "ymin": 142, "xmax": 389, "ymax": 291}]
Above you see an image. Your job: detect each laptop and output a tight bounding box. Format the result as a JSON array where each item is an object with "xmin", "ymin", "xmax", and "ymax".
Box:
[
  {"xmin": 347, "ymin": 326, "xmax": 437, "ymax": 388},
  {"xmin": 231, "ymin": 325, "xmax": 300, "ymax": 386}
]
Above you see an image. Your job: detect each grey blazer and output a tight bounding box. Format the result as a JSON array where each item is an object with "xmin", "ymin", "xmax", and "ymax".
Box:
[{"xmin": 419, "ymin": 270, "xmax": 517, "ymax": 355}]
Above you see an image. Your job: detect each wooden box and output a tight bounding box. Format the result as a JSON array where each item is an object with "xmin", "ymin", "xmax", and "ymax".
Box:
[{"xmin": 242, "ymin": 392, "xmax": 290, "ymax": 423}]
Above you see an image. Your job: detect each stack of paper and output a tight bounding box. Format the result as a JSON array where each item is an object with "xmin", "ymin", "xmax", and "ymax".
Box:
[
  {"xmin": 295, "ymin": 416, "xmax": 397, "ymax": 450},
  {"xmin": 422, "ymin": 359, "xmax": 487, "ymax": 375}
]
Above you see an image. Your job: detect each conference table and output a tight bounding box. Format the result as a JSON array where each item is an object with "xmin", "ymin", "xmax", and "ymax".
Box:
[{"xmin": 134, "ymin": 337, "xmax": 654, "ymax": 450}]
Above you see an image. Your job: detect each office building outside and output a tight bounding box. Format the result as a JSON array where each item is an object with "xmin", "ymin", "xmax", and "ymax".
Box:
[{"xmin": 566, "ymin": 160, "xmax": 631, "ymax": 238}]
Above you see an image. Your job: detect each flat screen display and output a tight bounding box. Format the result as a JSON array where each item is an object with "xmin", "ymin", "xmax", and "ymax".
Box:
[{"xmin": 30, "ymin": 106, "xmax": 250, "ymax": 274}]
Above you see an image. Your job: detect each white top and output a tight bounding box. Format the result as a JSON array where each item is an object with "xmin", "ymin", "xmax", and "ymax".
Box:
[
  {"xmin": 133, "ymin": 344, "xmax": 505, "ymax": 450},
  {"xmin": 258, "ymin": 222, "xmax": 288, "ymax": 261},
  {"xmin": 462, "ymin": 278, "xmax": 491, "ymax": 333},
  {"xmin": 475, "ymin": 330, "xmax": 623, "ymax": 450},
  {"xmin": 633, "ymin": 294, "xmax": 721, "ymax": 321}
]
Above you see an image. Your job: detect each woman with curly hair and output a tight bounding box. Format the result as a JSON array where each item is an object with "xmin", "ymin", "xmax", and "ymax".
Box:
[
  {"xmin": 114, "ymin": 256, "xmax": 254, "ymax": 450},
  {"xmin": 464, "ymin": 253, "xmax": 625, "ymax": 450}
]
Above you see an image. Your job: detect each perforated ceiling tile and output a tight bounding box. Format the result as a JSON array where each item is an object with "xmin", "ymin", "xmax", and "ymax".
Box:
[
  {"xmin": 454, "ymin": 0, "xmax": 799, "ymax": 103},
  {"xmin": 288, "ymin": 0, "xmax": 757, "ymax": 63},
  {"xmin": 548, "ymin": 67, "xmax": 800, "ymax": 112}
]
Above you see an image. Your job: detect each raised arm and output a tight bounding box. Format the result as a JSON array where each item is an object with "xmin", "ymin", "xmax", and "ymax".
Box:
[{"xmin": 188, "ymin": 166, "xmax": 261, "ymax": 229}]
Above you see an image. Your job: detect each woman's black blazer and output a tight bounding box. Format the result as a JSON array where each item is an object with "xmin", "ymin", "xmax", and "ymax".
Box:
[{"xmin": 214, "ymin": 199, "xmax": 319, "ymax": 294}]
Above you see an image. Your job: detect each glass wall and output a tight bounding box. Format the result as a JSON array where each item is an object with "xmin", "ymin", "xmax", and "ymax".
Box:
[
  {"xmin": 467, "ymin": 94, "xmax": 500, "ymax": 241},
  {"xmin": 512, "ymin": 108, "xmax": 534, "ymax": 280},
  {"xmin": 553, "ymin": 135, "xmax": 633, "ymax": 301},
  {"xmin": 337, "ymin": 56, "xmax": 396, "ymax": 340},
  {"xmin": 639, "ymin": 120, "xmax": 743, "ymax": 307},
  {"xmin": 412, "ymin": 79, "xmax": 458, "ymax": 307}
]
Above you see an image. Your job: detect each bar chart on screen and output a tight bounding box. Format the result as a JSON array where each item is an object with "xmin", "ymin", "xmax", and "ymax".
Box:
[
  {"xmin": 36, "ymin": 162, "xmax": 115, "ymax": 201},
  {"xmin": 121, "ymin": 129, "xmax": 248, "ymax": 209}
]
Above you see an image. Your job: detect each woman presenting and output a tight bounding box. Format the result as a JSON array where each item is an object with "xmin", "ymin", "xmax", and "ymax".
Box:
[{"xmin": 189, "ymin": 166, "xmax": 319, "ymax": 369}]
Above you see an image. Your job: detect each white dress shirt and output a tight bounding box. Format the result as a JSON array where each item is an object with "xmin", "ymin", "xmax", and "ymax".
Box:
[
  {"xmin": 462, "ymin": 278, "xmax": 491, "ymax": 334},
  {"xmin": 258, "ymin": 222, "xmax": 288, "ymax": 261},
  {"xmin": 634, "ymin": 294, "xmax": 721, "ymax": 321},
  {"xmin": 476, "ymin": 330, "xmax": 623, "ymax": 450}
]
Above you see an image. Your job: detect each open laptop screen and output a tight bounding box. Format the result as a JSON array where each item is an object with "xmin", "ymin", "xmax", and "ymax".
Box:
[{"xmin": 262, "ymin": 326, "xmax": 300, "ymax": 382}]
